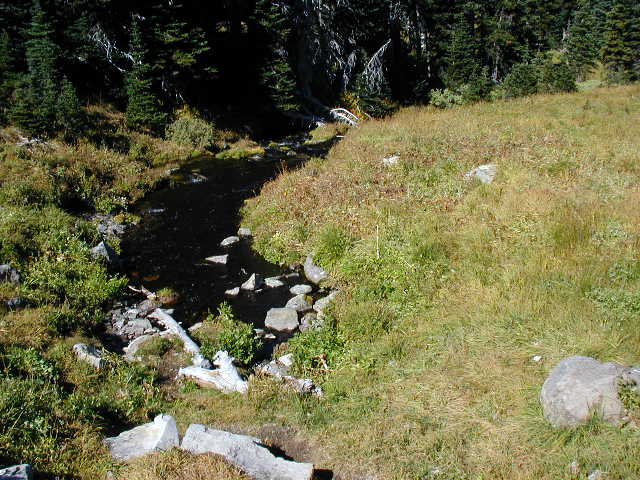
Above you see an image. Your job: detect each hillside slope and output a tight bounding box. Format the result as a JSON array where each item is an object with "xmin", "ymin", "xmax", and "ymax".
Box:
[{"xmin": 242, "ymin": 85, "xmax": 640, "ymax": 479}]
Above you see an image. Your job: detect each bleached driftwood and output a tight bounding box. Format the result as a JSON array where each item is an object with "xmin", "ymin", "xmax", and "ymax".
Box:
[
  {"xmin": 330, "ymin": 108, "xmax": 360, "ymax": 126},
  {"xmin": 177, "ymin": 351, "xmax": 248, "ymax": 394},
  {"xmin": 148, "ymin": 308, "xmax": 211, "ymax": 368}
]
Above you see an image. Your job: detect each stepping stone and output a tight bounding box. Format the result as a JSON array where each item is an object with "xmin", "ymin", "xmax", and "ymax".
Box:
[
  {"xmin": 265, "ymin": 308, "xmax": 299, "ymax": 333},
  {"xmin": 286, "ymin": 294, "xmax": 313, "ymax": 312},
  {"xmin": 220, "ymin": 236, "xmax": 240, "ymax": 247},
  {"xmin": 290, "ymin": 284, "xmax": 312, "ymax": 295},
  {"xmin": 265, "ymin": 276, "xmax": 285, "ymax": 288}
]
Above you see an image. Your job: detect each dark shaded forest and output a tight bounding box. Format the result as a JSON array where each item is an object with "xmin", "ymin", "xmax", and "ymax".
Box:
[{"xmin": 0, "ymin": 0, "xmax": 638, "ymax": 137}]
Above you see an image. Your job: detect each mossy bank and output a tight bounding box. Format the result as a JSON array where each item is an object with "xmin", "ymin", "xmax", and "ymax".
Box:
[{"xmin": 241, "ymin": 85, "xmax": 640, "ymax": 478}]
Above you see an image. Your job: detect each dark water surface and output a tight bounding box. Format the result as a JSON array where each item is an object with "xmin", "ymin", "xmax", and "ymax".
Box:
[{"xmin": 121, "ymin": 138, "xmax": 336, "ymax": 327}]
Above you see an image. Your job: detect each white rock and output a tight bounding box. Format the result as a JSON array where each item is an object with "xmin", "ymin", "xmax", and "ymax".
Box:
[
  {"xmin": 279, "ymin": 353, "xmax": 294, "ymax": 367},
  {"xmin": 0, "ymin": 464, "xmax": 32, "ymax": 480},
  {"xmin": 225, "ymin": 287, "xmax": 240, "ymax": 297},
  {"xmin": 265, "ymin": 276, "xmax": 285, "ymax": 288},
  {"xmin": 532, "ymin": 355, "xmax": 543, "ymax": 362},
  {"xmin": 265, "ymin": 308, "xmax": 299, "ymax": 333},
  {"xmin": 286, "ymin": 294, "xmax": 313, "ymax": 312},
  {"xmin": 237, "ymin": 228, "xmax": 252, "ymax": 238},
  {"xmin": 289, "ymin": 284, "xmax": 312, "ymax": 295},
  {"xmin": 464, "ymin": 164, "xmax": 497, "ymax": 184},
  {"xmin": 303, "ymin": 256, "xmax": 328, "ymax": 285},
  {"xmin": 181, "ymin": 424, "xmax": 314, "ymax": 480},
  {"xmin": 220, "ymin": 236, "xmax": 240, "ymax": 247},
  {"xmin": 123, "ymin": 334, "xmax": 157, "ymax": 362},
  {"xmin": 73, "ymin": 343, "xmax": 104, "ymax": 369},
  {"xmin": 588, "ymin": 470, "xmax": 607, "ymax": 480},
  {"xmin": 205, "ymin": 254, "xmax": 228, "ymax": 265},
  {"xmin": 188, "ymin": 322, "xmax": 203, "ymax": 332},
  {"xmin": 104, "ymin": 414, "xmax": 179, "ymax": 462},
  {"xmin": 382, "ymin": 154, "xmax": 400, "ymax": 166},
  {"xmin": 241, "ymin": 273, "xmax": 264, "ymax": 291},
  {"xmin": 177, "ymin": 351, "xmax": 248, "ymax": 394},
  {"xmin": 313, "ymin": 291, "xmax": 337, "ymax": 313}
]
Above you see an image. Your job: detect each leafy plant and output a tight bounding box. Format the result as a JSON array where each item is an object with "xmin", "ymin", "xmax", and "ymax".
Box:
[{"xmin": 165, "ymin": 108, "xmax": 218, "ymax": 151}]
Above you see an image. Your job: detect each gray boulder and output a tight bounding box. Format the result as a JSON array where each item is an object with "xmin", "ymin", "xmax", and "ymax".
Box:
[
  {"xmin": 0, "ymin": 464, "xmax": 32, "ymax": 480},
  {"xmin": 290, "ymin": 284, "xmax": 312, "ymax": 295},
  {"xmin": 464, "ymin": 164, "xmax": 497, "ymax": 184},
  {"xmin": 313, "ymin": 291, "xmax": 337, "ymax": 313},
  {"xmin": 73, "ymin": 343, "xmax": 104, "ymax": 369},
  {"xmin": 0, "ymin": 264, "xmax": 21, "ymax": 284},
  {"xmin": 286, "ymin": 294, "xmax": 313, "ymax": 312},
  {"xmin": 91, "ymin": 241, "xmax": 119, "ymax": 264},
  {"xmin": 303, "ymin": 256, "xmax": 328, "ymax": 285},
  {"xmin": 181, "ymin": 424, "xmax": 314, "ymax": 480},
  {"xmin": 205, "ymin": 254, "xmax": 229, "ymax": 265},
  {"xmin": 241, "ymin": 273, "xmax": 264, "ymax": 291},
  {"xmin": 237, "ymin": 227, "xmax": 252, "ymax": 238},
  {"xmin": 540, "ymin": 356, "xmax": 628, "ymax": 427},
  {"xmin": 265, "ymin": 308, "xmax": 299, "ymax": 333},
  {"xmin": 104, "ymin": 414, "xmax": 179, "ymax": 462}
]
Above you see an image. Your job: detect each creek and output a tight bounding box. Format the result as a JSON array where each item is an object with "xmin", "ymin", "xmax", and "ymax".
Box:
[{"xmin": 120, "ymin": 136, "xmax": 338, "ymax": 329}]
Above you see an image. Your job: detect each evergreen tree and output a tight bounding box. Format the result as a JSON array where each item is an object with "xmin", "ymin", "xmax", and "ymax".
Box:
[
  {"xmin": 0, "ymin": 31, "xmax": 12, "ymax": 122},
  {"xmin": 601, "ymin": 0, "xmax": 640, "ymax": 82},
  {"xmin": 254, "ymin": 0, "xmax": 299, "ymax": 113},
  {"xmin": 10, "ymin": 0, "xmax": 58, "ymax": 136},
  {"xmin": 566, "ymin": 1, "xmax": 600, "ymax": 81},
  {"xmin": 125, "ymin": 18, "xmax": 166, "ymax": 132},
  {"xmin": 444, "ymin": 7, "xmax": 484, "ymax": 89},
  {"xmin": 56, "ymin": 76, "xmax": 83, "ymax": 140}
]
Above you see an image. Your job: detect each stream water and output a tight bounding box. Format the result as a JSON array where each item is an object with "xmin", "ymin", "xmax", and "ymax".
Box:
[{"xmin": 120, "ymin": 136, "xmax": 337, "ymax": 329}]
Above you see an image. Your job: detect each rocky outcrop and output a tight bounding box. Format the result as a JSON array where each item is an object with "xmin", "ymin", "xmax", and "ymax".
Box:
[
  {"xmin": 303, "ymin": 256, "xmax": 328, "ymax": 285},
  {"xmin": 0, "ymin": 464, "xmax": 32, "ymax": 480},
  {"xmin": 104, "ymin": 414, "xmax": 179, "ymax": 462},
  {"xmin": 181, "ymin": 424, "xmax": 314, "ymax": 480},
  {"xmin": 73, "ymin": 343, "xmax": 105, "ymax": 369},
  {"xmin": 540, "ymin": 356, "xmax": 638, "ymax": 427},
  {"xmin": 264, "ymin": 308, "xmax": 299, "ymax": 333}
]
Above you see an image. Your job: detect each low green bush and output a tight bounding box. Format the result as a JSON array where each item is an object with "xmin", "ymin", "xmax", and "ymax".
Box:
[
  {"xmin": 429, "ymin": 88, "xmax": 464, "ymax": 108},
  {"xmin": 165, "ymin": 109, "xmax": 218, "ymax": 151},
  {"xmin": 500, "ymin": 63, "xmax": 540, "ymax": 98},
  {"xmin": 199, "ymin": 302, "xmax": 260, "ymax": 365}
]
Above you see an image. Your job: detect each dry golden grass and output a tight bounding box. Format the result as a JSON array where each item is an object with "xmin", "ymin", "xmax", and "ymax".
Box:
[
  {"xmin": 113, "ymin": 449, "xmax": 248, "ymax": 480},
  {"xmin": 236, "ymin": 85, "xmax": 640, "ymax": 479}
]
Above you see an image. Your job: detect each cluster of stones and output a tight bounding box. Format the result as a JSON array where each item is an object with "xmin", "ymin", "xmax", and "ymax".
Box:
[
  {"xmin": 103, "ymin": 414, "xmax": 314, "ymax": 480},
  {"xmin": 0, "ymin": 264, "xmax": 27, "ymax": 311}
]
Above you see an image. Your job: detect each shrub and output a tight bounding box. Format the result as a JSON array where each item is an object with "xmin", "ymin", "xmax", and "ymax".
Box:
[
  {"xmin": 537, "ymin": 53, "xmax": 577, "ymax": 93},
  {"xmin": 165, "ymin": 109, "xmax": 218, "ymax": 151},
  {"xmin": 314, "ymin": 224, "xmax": 354, "ymax": 268},
  {"xmin": 288, "ymin": 317, "xmax": 344, "ymax": 375},
  {"xmin": 501, "ymin": 63, "xmax": 540, "ymax": 98},
  {"xmin": 199, "ymin": 302, "xmax": 260, "ymax": 365},
  {"xmin": 461, "ymin": 69, "xmax": 494, "ymax": 103},
  {"xmin": 429, "ymin": 88, "xmax": 464, "ymax": 108}
]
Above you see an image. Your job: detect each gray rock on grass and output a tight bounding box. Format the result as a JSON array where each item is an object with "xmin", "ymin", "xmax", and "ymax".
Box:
[
  {"xmin": 464, "ymin": 164, "xmax": 497, "ymax": 185},
  {"xmin": 303, "ymin": 256, "xmax": 328, "ymax": 285},
  {"xmin": 313, "ymin": 291, "xmax": 337, "ymax": 313},
  {"xmin": 265, "ymin": 308, "xmax": 299, "ymax": 333},
  {"xmin": 104, "ymin": 414, "xmax": 179, "ymax": 462},
  {"xmin": 0, "ymin": 464, "xmax": 32, "ymax": 480},
  {"xmin": 540, "ymin": 356, "xmax": 630, "ymax": 427},
  {"xmin": 237, "ymin": 228, "xmax": 252, "ymax": 238},
  {"xmin": 0, "ymin": 264, "xmax": 21, "ymax": 284},
  {"xmin": 73, "ymin": 343, "xmax": 105, "ymax": 369},
  {"xmin": 123, "ymin": 334, "xmax": 157, "ymax": 362},
  {"xmin": 181, "ymin": 424, "xmax": 314, "ymax": 480}
]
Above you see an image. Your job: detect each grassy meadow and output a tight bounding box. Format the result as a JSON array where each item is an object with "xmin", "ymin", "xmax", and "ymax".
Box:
[{"xmin": 236, "ymin": 84, "xmax": 640, "ymax": 479}]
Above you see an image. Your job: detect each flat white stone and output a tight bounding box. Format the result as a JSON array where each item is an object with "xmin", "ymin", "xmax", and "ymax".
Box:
[
  {"xmin": 220, "ymin": 236, "xmax": 240, "ymax": 247},
  {"xmin": 73, "ymin": 343, "xmax": 104, "ymax": 369},
  {"xmin": 265, "ymin": 308, "xmax": 299, "ymax": 333},
  {"xmin": 382, "ymin": 154, "xmax": 400, "ymax": 166},
  {"xmin": 237, "ymin": 227, "xmax": 252, "ymax": 238},
  {"xmin": 286, "ymin": 294, "xmax": 313, "ymax": 312},
  {"xmin": 225, "ymin": 287, "xmax": 240, "ymax": 297},
  {"xmin": 279, "ymin": 353, "xmax": 294, "ymax": 368},
  {"xmin": 464, "ymin": 164, "xmax": 497, "ymax": 184},
  {"xmin": 181, "ymin": 424, "xmax": 314, "ymax": 480},
  {"xmin": 289, "ymin": 284, "xmax": 312, "ymax": 295},
  {"xmin": 104, "ymin": 414, "xmax": 179, "ymax": 462},
  {"xmin": 265, "ymin": 276, "xmax": 285, "ymax": 288},
  {"xmin": 303, "ymin": 256, "xmax": 328, "ymax": 285},
  {"xmin": 205, "ymin": 254, "xmax": 228, "ymax": 265}
]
